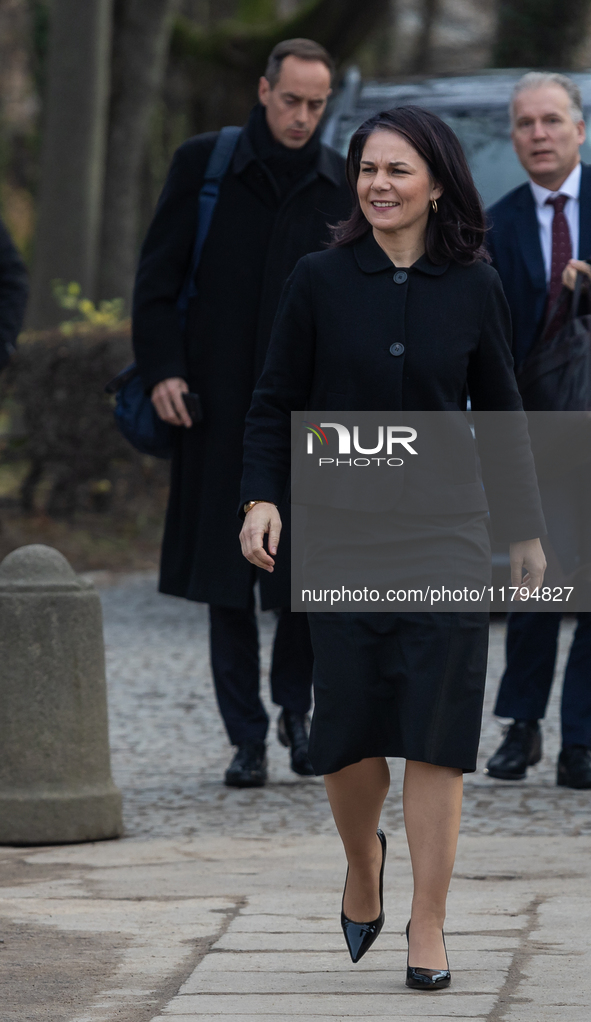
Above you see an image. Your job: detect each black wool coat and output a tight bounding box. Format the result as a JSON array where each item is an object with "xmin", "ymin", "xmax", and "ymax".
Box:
[
  {"xmin": 132, "ymin": 121, "xmax": 351, "ymax": 608},
  {"xmin": 241, "ymin": 231, "xmax": 546, "ymax": 543}
]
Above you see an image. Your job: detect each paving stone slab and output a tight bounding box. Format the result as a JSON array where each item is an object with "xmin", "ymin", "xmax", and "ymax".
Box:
[
  {"xmin": 180, "ymin": 968, "xmax": 507, "ymax": 994},
  {"xmin": 157, "ymin": 1017, "xmax": 480, "ymax": 1022},
  {"xmin": 503, "ymin": 1011, "xmax": 591, "ymax": 1022},
  {"xmin": 221, "ymin": 911, "xmax": 531, "ymax": 935},
  {"xmin": 212, "ymin": 931, "xmax": 521, "ymax": 952},
  {"xmin": 227, "ymin": 914, "xmax": 342, "ymax": 933},
  {"xmin": 193, "ymin": 949, "xmax": 513, "ymax": 973},
  {"xmin": 160, "ymin": 992, "xmax": 497, "ymax": 1015}
]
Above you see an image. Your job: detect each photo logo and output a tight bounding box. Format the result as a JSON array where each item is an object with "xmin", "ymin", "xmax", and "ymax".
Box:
[
  {"xmin": 303, "ymin": 422, "xmax": 418, "ymax": 466},
  {"xmin": 304, "ymin": 421, "xmax": 329, "ymax": 452}
]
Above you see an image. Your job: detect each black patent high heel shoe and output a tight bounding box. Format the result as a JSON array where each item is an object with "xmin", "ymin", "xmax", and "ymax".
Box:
[
  {"xmin": 405, "ymin": 920, "xmax": 451, "ymax": 990},
  {"xmin": 341, "ymin": 829, "xmax": 386, "ymax": 964}
]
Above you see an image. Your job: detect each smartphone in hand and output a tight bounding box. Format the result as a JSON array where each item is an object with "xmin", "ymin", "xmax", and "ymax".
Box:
[{"xmin": 182, "ymin": 392, "xmax": 204, "ymax": 424}]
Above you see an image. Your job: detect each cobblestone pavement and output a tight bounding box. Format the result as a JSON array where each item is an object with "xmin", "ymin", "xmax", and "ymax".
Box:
[{"xmin": 96, "ymin": 571, "xmax": 591, "ymax": 840}]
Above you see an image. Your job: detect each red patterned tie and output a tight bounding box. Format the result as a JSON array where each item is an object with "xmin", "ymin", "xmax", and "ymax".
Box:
[{"xmin": 546, "ymin": 194, "xmax": 572, "ymax": 311}]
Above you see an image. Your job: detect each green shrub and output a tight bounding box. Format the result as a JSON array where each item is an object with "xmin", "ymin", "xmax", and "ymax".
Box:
[
  {"xmin": 0, "ymin": 325, "xmax": 164, "ymax": 517},
  {"xmin": 52, "ymin": 280, "xmax": 129, "ymax": 334}
]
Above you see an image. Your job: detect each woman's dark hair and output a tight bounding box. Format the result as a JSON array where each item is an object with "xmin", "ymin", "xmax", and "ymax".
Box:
[{"xmin": 331, "ymin": 106, "xmax": 489, "ymax": 264}]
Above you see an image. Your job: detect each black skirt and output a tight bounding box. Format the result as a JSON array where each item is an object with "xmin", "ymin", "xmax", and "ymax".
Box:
[{"xmin": 305, "ymin": 511, "xmax": 491, "ymax": 775}]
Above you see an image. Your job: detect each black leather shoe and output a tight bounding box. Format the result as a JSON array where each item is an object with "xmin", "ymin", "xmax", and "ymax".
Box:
[
  {"xmin": 557, "ymin": 745, "xmax": 591, "ymax": 789},
  {"xmin": 484, "ymin": 719, "xmax": 542, "ymax": 780},
  {"xmin": 224, "ymin": 740, "xmax": 267, "ymax": 788},
  {"xmin": 405, "ymin": 920, "xmax": 451, "ymax": 990},
  {"xmin": 277, "ymin": 709, "xmax": 315, "ymax": 776},
  {"xmin": 341, "ymin": 829, "xmax": 386, "ymax": 964}
]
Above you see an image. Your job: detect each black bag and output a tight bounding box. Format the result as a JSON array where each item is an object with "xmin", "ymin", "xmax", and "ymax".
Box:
[
  {"xmin": 516, "ymin": 272, "xmax": 591, "ymax": 479},
  {"xmin": 517, "ymin": 272, "xmax": 591, "ymax": 411}
]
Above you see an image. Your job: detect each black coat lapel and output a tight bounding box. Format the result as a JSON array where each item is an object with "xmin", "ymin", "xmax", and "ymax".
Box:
[
  {"xmin": 578, "ymin": 163, "xmax": 591, "ymax": 259},
  {"xmin": 515, "ymin": 185, "xmax": 546, "ymax": 291}
]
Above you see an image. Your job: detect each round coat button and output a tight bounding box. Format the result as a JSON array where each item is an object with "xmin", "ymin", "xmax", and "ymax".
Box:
[
  {"xmin": 393, "ymin": 270, "xmax": 408, "ymax": 284},
  {"xmin": 389, "ymin": 342, "xmax": 405, "ymax": 356}
]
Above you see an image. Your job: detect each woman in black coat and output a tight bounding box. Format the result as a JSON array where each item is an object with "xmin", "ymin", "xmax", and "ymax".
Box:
[{"xmin": 239, "ymin": 108, "xmax": 546, "ymax": 988}]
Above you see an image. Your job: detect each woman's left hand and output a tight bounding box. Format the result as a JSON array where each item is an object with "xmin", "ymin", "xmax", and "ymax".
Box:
[
  {"xmin": 562, "ymin": 258, "xmax": 591, "ymax": 291},
  {"xmin": 509, "ymin": 538, "xmax": 547, "ymax": 599}
]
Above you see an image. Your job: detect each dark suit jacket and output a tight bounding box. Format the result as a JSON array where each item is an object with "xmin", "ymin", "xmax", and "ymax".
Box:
[
  {"xmin": 487, "ymin": 162, "xmax": 591, "ymax": 366},
  {"xmin": 241, "ymin": 232, "xmax": 545, "ymax": 542}
]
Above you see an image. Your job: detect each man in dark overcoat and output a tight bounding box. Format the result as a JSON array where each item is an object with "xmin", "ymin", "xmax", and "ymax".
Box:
[
  {"xmin": 486, "ymin": 72, "xmax": 591, "ymax": 789},
  {"xmin": 132, "ymin": 39, "xmax": 351, "ymax": 787},
  {"xmin": 0, "ymin": 218, "xmax": 28, "ymax": 373}
]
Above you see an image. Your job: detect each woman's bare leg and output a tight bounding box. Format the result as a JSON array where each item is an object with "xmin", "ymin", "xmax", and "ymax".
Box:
[
  {"xmin": 324, "ymin": 757, "xmax": 390, "ymax": 922},
  {"xmin": 403, "ymin": 760, "xmax": 463, "ymax": 969}
]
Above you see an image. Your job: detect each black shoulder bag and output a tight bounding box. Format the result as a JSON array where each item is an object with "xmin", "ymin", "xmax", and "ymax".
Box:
[{"xmin": 516, "ymin": 272, "xmax": 591, "ymax": 479}]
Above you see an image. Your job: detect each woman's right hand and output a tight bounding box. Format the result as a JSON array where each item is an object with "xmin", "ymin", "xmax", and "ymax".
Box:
[
  {"xmin": 240, "ymin": 503, "xmax": 282, "ymax": 572},
  {"xmin": 151, "ymin": 377, "xmax": 192, "ymax": 427},
  {"xmin": 509, "ymin": 538, "xmax": 547, "ymax": 598}
]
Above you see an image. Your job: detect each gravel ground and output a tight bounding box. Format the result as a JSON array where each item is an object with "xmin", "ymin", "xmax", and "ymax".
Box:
[{"xmin": 95, "ymin": 571, "xmax": 591, "ymax": 841}]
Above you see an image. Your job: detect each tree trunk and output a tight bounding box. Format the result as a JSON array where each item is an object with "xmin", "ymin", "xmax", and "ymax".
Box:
[
  {"xmin": 97, "ymin": 0, "xmax": 180, "ymax": 308},
  {"xmin": 494, "ymin": 0, "xmax": 591, "ymax": 68},
  {"xmin": 411, "ymin": 0, "xmax": 440, "ymax": 74},
  {"xmin": 27, "ymin": 0, "xmax": 113, "ymax": 328}
]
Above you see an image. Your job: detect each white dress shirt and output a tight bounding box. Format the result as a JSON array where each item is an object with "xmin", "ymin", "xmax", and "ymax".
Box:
[{"xmin": 529, "ymin": 162, "xmax": 581, "ymax": 282}]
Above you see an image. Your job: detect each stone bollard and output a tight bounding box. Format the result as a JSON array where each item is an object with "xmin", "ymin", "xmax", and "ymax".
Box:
[{"xmin": 0, "ymin": 544, "xmax": 123, "ymax": 844}]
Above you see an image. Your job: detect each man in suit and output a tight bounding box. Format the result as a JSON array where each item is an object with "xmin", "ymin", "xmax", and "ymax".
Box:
[
  {"xmin": 486, "ymin": 71, "xmax": 591, "ymax": 789},
  {"xmin": 133, "ymin": 39, "xmax": 351, "ymax": 788}
]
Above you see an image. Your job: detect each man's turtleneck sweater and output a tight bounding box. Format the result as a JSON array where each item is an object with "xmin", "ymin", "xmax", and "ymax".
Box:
[{"xmin": 245, "ymin": 102, "xmax": 322, "ymax": 200}]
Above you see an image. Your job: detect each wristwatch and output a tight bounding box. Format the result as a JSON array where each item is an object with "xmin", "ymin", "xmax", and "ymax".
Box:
[{"xmin": 243, "ymin": 500, "xmax": 277, "ymax": 515}]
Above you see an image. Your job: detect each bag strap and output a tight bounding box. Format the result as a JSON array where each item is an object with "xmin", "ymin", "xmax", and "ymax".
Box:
[{"xmin": 176, "ymin": 125, "xmax": 242, "ymax": 327}]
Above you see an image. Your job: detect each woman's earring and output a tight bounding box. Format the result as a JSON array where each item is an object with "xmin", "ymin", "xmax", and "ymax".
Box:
[{"xmin": 431, "ymin": 198, "xmax": 438, "ymax": 213}]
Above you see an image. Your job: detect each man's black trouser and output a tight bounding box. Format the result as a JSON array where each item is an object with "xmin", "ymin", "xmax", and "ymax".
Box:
[
  {"xmin": 495, "ymin": 611, "xmax": 591, "ymax": 747},
  {"xmin": 495, "ymin": 467, "xmax": 591, "ymax": 747},
  {"xmin": 209, "ymin": 602, "xmax": 314, "ymax": 745}
]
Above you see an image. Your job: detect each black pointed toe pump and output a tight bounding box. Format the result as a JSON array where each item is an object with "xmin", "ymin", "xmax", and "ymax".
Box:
[
  {"xmin": 341, "ymin": 829, "xmax": 386, "ymax": 964},
  {"xmin": 405, "ymin": 920, "xmax": 451, "ymax": 990}
]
